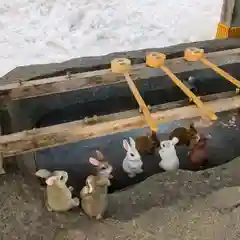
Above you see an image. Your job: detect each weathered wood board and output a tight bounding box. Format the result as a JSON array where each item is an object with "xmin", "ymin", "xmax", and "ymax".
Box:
[
  {"xmin": 0, "ymin": 48, "xmax": 239, "ymax": 102},
  {"xmin": 0, "ymin": 91, "xmax": 239, "ymax": 157}
]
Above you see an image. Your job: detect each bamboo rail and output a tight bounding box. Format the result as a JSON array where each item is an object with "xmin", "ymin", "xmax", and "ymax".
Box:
[
  {"xmin": 184, "ymin": 47, "xmax": 240, "ymax": 92},
  {"xmin": 111, "ymin": 58, "xmax": 158, "ymax": 132},
  {"xmin": 146, "ymin": 52, "xmax": 218, "ymax": 121}
]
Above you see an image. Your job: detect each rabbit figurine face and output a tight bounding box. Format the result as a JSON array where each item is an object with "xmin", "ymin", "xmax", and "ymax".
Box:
[
  {"xmin": 46, "ymin": 171, "xmax": 68, "ymax": 189},
  {"xmin": 89, "ymin": 150, "xmax": 113, "ymax": 179},
  {"xmin": 122, "ymin": 137, "xmax": 143, "ymax": 178},
  {"xmin": 158, "ymin": 137, "xmax": 180, "ymax": 171}
]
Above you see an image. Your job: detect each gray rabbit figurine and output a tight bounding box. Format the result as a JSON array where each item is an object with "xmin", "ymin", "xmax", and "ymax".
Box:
[{"xmin": 35, "ymin": 169, "xmax": 79, "ymax": 212}]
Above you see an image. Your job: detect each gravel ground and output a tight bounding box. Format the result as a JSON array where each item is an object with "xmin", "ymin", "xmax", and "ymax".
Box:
[{"xmin": 1, "ymin": 156, "xmax": 240, "ymax": 240}]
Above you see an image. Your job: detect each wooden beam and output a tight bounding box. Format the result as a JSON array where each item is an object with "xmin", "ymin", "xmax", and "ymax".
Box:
[
  {"xmin": 0, "ymin": 48, "xmax": 239, "ymax": 101},
  {"xmin": 0, "ymin": 91, "xmax": 239, "ymax": 157}
]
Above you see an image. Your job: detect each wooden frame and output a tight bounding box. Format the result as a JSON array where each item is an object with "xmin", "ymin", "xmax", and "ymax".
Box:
[
  {"xmin": 0, "ymin": 48, "xmax": 239, "ymax": 102},
  {"xmin": 0, "ymin": 91, "xmax": 239, "ymax": 157}
]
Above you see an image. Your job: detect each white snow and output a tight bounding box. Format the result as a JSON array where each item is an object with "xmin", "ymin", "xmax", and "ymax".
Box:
[{"xmin": 0, "ymin": 0, "xmax": 222, "ymax": 77}]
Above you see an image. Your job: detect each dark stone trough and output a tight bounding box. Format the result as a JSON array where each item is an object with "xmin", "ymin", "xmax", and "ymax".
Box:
[{"xmin": 0, "ymin": 38, "xmax": 240, "ymax": 193}]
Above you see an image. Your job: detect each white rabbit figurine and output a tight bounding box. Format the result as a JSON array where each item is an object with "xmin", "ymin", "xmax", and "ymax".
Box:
[
  {"xmin": 158, "ymin": 137, "xmax": 180, "ymax": 171},
  {"xmin": 122, "ymin": 137, "xmax": 143, "ymax": 178}
]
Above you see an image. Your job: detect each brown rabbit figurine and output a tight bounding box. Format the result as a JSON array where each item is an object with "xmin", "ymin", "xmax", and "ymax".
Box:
[
  {"xmin": 135, "ymin": 131, "xmax": 160, "ymax": 155},
  {"xmin": 80, "ymin": 174, "xmax": 110, "ymax": 220},
  {"xmin": 89, "ymin": 150, "xmax": 113, "ymax": 179},
  {"xmin": 169, "ymin": 123, "xmax": 200, "ymax": 148},
  {"xmin": 188, "ymin": 135, "xmax": 210, "ymax": 170}
]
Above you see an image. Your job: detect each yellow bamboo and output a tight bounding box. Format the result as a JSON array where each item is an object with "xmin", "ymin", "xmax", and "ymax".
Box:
[
  {"xmin": 201, "ymin": 57, "xmax": 240, "ymax": 90},
  {"xmin": 183, "ymin": 47, "xmax": 240, "ymax": 92},
  {"xmin": 146, "ymin": 51, "xmax": 218, "ymax": 121},
  {"xmin": 160, "ymin": 65, "xmax": 218, "ymax": 121},
  {"xmin": 124, "ymin": 73, "xmax": 158, "ymax": 132}
]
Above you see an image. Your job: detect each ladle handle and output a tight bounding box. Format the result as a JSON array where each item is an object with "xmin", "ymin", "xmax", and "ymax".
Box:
[{"xmin": 124, "ymin": 73, "xmax": 158, "ymax": 132}]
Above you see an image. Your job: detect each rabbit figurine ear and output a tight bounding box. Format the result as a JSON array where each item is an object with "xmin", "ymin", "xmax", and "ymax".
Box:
[
  {"xmin": 129, "ymin": 137, "xmax": 136, "ymax": 148},
  {"xmin": 123, "ymin": 139, "xmax": 130, "ymax": 151},
  {"xmin": 89, "ymin": 157, "xmax": 100, "ymax": 166},
  {"xmin": 205, "ymin": 134, "xmax": 212, "ymax": 139},
  {"xmin": 96, "ymin": 150, "xmax": 104, "ymax": 161},
  {"xmin": 189, "ymin": 123, "xmax": 197, "ymax": 132},
  {"xmin": 171, "ymin": 137, "xmax": 179, "ymax": 145},
  {"xmin": 35, "ymin": 169, "xmax": 52, "ymax": 179},
  {"xmin": 46, "ymin": 176, "xmax": 57, "ymax": 186}
]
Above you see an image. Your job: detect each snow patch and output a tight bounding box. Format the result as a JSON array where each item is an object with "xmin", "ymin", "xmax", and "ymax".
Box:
[{"xmin": 0, "ymin": 0, "xmax": 222, "ymax": 77}]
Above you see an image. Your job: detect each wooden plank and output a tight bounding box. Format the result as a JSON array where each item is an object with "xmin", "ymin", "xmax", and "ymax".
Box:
[
  {"xmin": 0, "ymin": 48, "xmax": 240, "ymax": 101},
  {"xmin": 0, "ymin": 91, "xmax": 239, "ymax": 157}
]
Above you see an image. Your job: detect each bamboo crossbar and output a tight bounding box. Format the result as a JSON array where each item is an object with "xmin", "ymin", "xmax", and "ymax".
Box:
[{"xmin": 201, "ymin": 58, "xmax": 240, "ymax": 89}]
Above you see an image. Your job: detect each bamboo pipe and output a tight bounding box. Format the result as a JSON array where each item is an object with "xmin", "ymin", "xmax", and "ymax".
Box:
[
  {"xmin": 111, "ymin": 58, "xmax": 158, "ymax": 132},
  {"xmin": 124, "ymin": 73, "xmax": 158, "ymax": 132},
  {"xmin": 146, "ymin": 52, "xmax": 218, "ymax": 121},
  {"xmin": 184, "ymin": 47, "xmax": 240, "ymax": 92}
]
